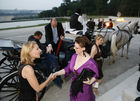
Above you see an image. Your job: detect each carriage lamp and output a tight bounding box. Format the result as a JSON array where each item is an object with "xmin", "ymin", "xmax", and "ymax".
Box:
[
  {"xmin": 106, "ymin": 22, "xmax": 110, "ymax": 27},
  {"xmin": 116, "ymin": 18, "xmax": 124, "ymax": 22}
]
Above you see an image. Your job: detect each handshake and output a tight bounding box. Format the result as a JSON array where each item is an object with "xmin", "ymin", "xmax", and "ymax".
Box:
[{"xmin": 46, "ymin": 72, "xmax": 59, "ymax": 82}]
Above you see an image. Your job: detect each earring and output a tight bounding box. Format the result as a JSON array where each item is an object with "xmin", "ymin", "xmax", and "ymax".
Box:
[{"xmin": 83, "ymin": 51, "xmax": 86, "ymax": 57}]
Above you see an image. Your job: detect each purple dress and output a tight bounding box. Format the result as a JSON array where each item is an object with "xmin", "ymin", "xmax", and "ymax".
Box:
[{"xmin": 64, "ymin": 54, "xmax": 98, "ymax": 101}]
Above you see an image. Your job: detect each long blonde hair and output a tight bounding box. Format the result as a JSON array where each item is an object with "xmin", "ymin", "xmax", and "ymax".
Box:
[
  {"xmin": 95, "ymin": 34, "xmax": 104, "ymax": 41},
  {"xmin": 20, "ymin": 41, "xmax": 37, "ymax": 65}
]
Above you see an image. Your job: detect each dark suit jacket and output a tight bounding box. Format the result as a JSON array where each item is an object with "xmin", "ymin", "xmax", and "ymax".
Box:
[
  {"xmin": 28, "ymin": 35, "xmax": 42, "ymax": 48},
  {"xmin": 45, "ymin": 22, "xmax": 64, "ymax": 46},
  {"xmin": 28, "ymin": 35, "xmax": 46, "ymax": 54}
]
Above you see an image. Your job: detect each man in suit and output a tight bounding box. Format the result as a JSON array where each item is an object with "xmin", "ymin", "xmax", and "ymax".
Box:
[{"xmin": 45, "ymin": 18, "xmax": 64, "ymax": 54}]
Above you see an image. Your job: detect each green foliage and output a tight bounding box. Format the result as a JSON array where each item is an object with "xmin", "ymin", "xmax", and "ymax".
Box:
[
  {"xmin": 39, "ymin": 0, "xmax": 140, "ymax": 17},
  {"xmin": 95, "ymin": 0, "xmax": 108, "ymax": 15},
  {"xmin": 81, "ymin": 0, "xmax": 96, "ymax": 14},
  {"xmin": 109, "ymin": 0, "xmax": 140, "ymax": 16}
]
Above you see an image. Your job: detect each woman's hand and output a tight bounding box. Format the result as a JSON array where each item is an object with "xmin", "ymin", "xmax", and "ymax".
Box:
[
  {"xmin": 52, "ymin": 72, "xmax": 58, "ymax": 78},
  {"xmin": 83, "ymin": 78, "xmax": 91, "ymax": 85},
  {"xmin": 83, "ymin": 77, "xmax": 96, "ymax": 85},
  {"xmin": 47, "ymin": 73, "xmax": 56, "ymax": 82},
  {"xmin": 52, "ymin": 69, "xmax": 65, "ymax": 77}
]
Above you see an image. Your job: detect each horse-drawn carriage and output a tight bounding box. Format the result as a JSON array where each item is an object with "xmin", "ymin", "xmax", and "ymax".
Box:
[
  {"xmin": 93, "ymin": 21, "xmax": 139, "ymax": 63},
  {"xmin": 83, "ymin": 20, "xmax": 139, "ymax": 64},
  {"xmin": 0, "ymin": 38, "xmax": 74, "ymax": 101}
]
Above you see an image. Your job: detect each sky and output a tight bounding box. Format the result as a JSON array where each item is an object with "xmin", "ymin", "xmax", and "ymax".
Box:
[{"xmin": 0, "ymin": 0, "xmax": 64, "ymax": 10}]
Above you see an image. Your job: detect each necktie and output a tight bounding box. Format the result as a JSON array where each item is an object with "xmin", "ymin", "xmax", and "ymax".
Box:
[{"xmin": 53, "ymin": 27, "xmax": 58, "ymax": 44}]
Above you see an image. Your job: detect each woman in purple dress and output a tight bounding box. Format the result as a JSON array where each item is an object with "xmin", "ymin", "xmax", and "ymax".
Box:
[{"xmin": 53, "ymin": 36, "xmax": 98, "ymax": 101}]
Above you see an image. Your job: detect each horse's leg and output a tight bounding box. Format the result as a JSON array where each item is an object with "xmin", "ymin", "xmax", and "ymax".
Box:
[
  {"xmin": 121, "ymin": 46, "xmax": 124, "ymax": 57},
  {"xmin": 126, "ymin": 41, "xmax": 131, "ymax": 59},
  {"xmin": 111, "ymin": 34, "xmax": 118, "ymax": 63},
  {"xmin": 112, "ymin": 53, "xmax": 116, "ymax": 63}
]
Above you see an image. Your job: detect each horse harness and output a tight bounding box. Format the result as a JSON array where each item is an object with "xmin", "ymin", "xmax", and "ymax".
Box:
[{"xmin": 115, "ymin": 26, "xmax": 133, "ymax": 44}]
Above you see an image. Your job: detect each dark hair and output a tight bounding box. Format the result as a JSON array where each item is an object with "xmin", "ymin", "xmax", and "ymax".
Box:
[
  {"xmin": 90, "ymin": 18, "xmax": 93, "ymax": 21},
  {"xmin": 109, "ymin": 18, "xmax": 112, "ymax": 21},
  {"xmin": 71, "ymin": 68, "xmax": 95, "ymax": 97},
  {"xmin": 34, "ymin": 31, "xmax": 42, "ymax": 36},
  {"xmin": 50, "ymin": 17, "xmax": 57, "ymax": 22},
  {"xmin": 75, "ymin": 36, "xmax": 91, "ymax": 52},
  {"xmin": 75, "ymin": 8, "xmax": 82, "ymax": 15}
]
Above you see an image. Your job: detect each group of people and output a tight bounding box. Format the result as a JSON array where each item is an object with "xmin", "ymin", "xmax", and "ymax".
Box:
[
  {"xmin": 69, "ymin": 7, "xmax": 114, "ymax": 33},
  {"xmin": 19, "ymin": 17, "xmax": 65, "ymax": 101},
  {"xmin": 18, "ymin": 8, "xmax": 105, "ymax": 101},
  {"xmin": 86, "ymin": 18, "xmax": 113, "ymax": 31}
]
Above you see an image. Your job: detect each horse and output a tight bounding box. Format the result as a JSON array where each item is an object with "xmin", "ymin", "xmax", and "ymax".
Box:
[
  {"xmin": 92, "ymin": 22, "xmax": 131, "ymax": 62},
  {"xmin": 94, "ymin": 21, "xmax": 131, "ymax": 44},
  {"xmin": 111, "ymin": 21, "xmax": 139, "ymax": 63}
]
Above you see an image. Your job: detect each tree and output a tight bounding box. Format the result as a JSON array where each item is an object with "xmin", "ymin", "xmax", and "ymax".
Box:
[
  {"xmin": 38, "ymin": 0, "xmax": 140, "ymax": 18},
  {"xmin": 38, "ymin": 10, "xmax": 55, "ymax": 17},
  {"xmin": 80, "ymin": 0, "xmax": 96, "ymax": 14},
  {"xmin": 95, "ymin": 0, "xmax": 109, "ymax": 15},
  {"xmin": 63, "ymin": 0, "xmax": 71, "ymax": 4},
  {"xmin": 119, "ymin": 0, "xmax": 140, "ymax": 16},
  {"xmin": 108, "ymin": 0, "xmax": 122, "ymax": 15}
]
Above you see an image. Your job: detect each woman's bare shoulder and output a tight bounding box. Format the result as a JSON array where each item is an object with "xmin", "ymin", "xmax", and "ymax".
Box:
[{"xmin": 22, "ymin": 65, "xmax": 34, "ymax": 76}]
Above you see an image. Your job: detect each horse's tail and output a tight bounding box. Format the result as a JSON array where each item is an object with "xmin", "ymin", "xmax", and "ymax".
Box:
[{"xmin": 111, "ymin": 34, "xmax": 118, "ymax": 55}]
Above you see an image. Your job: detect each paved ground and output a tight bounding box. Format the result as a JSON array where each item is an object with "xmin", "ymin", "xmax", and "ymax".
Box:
[
  {"xmin": 0, "ymin": 17, "xmax": 140, "ymax": 101},
  {"xmin": 97, "ymin": 65, "xmax": 139, "ymax": 101}
]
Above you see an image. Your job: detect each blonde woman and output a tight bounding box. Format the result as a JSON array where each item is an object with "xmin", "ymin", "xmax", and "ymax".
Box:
[
  {"xmin": 90, "ymin": 34, "xmax": 104, "ymax": 96},
  {"xmin": 18, "ymin": 41, "xmax": 55, "ymax": 101}
]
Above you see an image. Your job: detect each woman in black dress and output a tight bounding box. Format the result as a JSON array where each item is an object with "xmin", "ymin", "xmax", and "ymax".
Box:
[
  {"xmin": 18, "ymin": 41, "xmax": 55, "ymax": 101},
  {"xmin": 90, "ymin": 34, "xmax": 104, "ymax": 96}
]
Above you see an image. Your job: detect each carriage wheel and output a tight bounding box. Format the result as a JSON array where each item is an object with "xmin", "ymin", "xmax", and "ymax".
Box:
[
  {"xmin": 0, "ymin": 71, "xmax": 19, "ymax": 101},
  {"xmin": 0, "ymin": 60, "xmax": 18, "ymax": 79},
  {"xmin": 0, "ymin": 50, "xmax": 20, "ymax": 79},
  {"xmin": 0, "ymin": 70, "xmax": 46, "ymax": 101}
]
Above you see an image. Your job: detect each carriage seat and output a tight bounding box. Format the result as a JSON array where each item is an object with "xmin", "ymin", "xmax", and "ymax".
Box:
[{"xmin": 65, "ymin": 28, "xmax": 83, "ymax": 35}]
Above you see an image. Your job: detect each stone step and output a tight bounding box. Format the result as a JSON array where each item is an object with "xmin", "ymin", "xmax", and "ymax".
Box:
[{"xmin": 96, "ymin": 65, "xmax": 139, "ymax": 101}]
